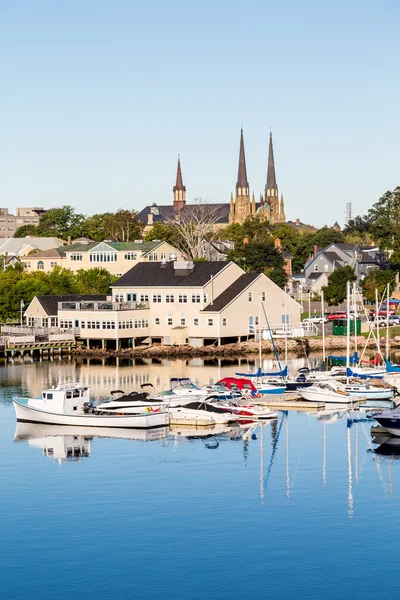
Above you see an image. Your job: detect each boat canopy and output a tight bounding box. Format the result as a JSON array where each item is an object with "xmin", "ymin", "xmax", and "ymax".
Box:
[
  {"xmin": 346, "ymin": 368, "xmax": 383, "ymax": 380},
  {"xmin": 327, "ymin": 352, "xmax": 358, "ymax": 364},
  {"xmin": 234, "ymin": 366, "xmax": 288, "ymax": 378}
]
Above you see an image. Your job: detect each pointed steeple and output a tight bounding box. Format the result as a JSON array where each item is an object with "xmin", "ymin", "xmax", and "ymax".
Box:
[
  {"xmin": 236, "ymin": 128, "xmax": 249, "ymax": 190},
  {"xmin": 266, "ymin": 132, "xmax": 277, "ymax": 189},
  {"xmin": 173, "ymin": 155, "xmax": 186, "ymax": 211},
  {"xmin": 251, "ymin": 191, "xmax": 256, "ymax": 214},
  {"xmin": 280, "ymin": 193, "xmax": 286, "ymax": 223},
  {"xmin": 173, "ymin": 155, "xmax": 186, "ymax": 193}
]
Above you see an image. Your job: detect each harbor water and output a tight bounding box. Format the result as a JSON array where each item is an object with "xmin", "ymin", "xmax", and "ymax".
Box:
[{"xmin": 1, "ymin": 356, "xmax": 399, "ymax": 600}]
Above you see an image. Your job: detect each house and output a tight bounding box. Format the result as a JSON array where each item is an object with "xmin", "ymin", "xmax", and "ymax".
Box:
[
  {"xmin": 24, "ymin": 295, "xmax": 108, "ymax": 328},
  {"xmin": 0, "ymin": 236, "xmax": 64, "ymax": 257},
  {"xmin": 24, "ymin": 261, "xmax": 301, "ymax": 349},
  {"xmin": 201, "ymin": 240, "xmax": 234, "ymax": 261},
  {"xmin": 304, "ymin": 243, "xmax": 386, "ymax": 285},
  {"xmin": 20, "ymin": 240, "xmax": 184, "ymax": 276},
  {"xmin": 274, "ymin": 239, "xmax": 292, "ymax": 276},
  {"xmin": 306, "ymin": 272, "xmax": 329, "ymax": 294}
]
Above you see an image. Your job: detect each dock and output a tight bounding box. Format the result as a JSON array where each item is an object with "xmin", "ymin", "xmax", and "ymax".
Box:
[{"xmin": 256, "ymin": 395, "xmax": 324, "ymax": 410}]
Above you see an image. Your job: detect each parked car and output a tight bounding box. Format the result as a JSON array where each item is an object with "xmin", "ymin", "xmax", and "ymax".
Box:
[
  {"xmin": 327, "ymin": 312, "xmax": 347, "ymax": 321},
  {"xmin": 372, "ymin": 316, "xmax": 390, "ymax": 328},
  {"xmin": 389, "ymin": 315, "xmax": 400, "ymax": 326},
  {"xmin": 369, "ymin": 309, "xmax": 396, "ymax": 318},
  {"xmin": 302, "ymin": 315, "xmax": 329, "ymax": 324}
]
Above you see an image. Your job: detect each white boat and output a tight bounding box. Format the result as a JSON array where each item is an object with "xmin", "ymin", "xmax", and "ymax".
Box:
[
  {"xmin": 208, "ymin": 397, "xmax": 278, "ymax": 420},
  {"xmin": 13, "ymin": 383, "xmax": 169, "ymax": 429},
  {"xmin": 298, "ymin": 380, "xmax": 367, "ymax": 404},
  {"xmin": 169, "ymin": 400, "xmax": 239, "ymax": 426},
  {"xmin": 14, "ymin": 422, "xmax": 168, "ymax": 443},
  {"xmin": 96, "ymin": 388, "xmax": 168, "ymax": 414},
  {"xmin": 340, "ymin": 382, "xmax": 394, "ymax": 400}
]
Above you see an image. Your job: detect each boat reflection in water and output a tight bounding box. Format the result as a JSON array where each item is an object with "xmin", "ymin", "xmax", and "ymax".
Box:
[
  {"xmin": 373, "ymin": 436, "xmax": 400, "ymax": 458},
  {"xmin": 14, "ymin": 422, "xmax": 169, "ymax": 463}
]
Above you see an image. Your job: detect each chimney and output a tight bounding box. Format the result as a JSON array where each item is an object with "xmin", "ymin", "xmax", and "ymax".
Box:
[
  {"xmin": 314, "ymin": 245, "xmax": 319, "ymax": 257},
  {"xmin": 243, "ymin": 238, "xmax": 249, "ymax": 245},
  {"xmin": 296, "ymin": 218, "xmax": 300, "ymax": 226},
  {"xmin": 274, "ymin": 238, "xmax": 281, "ymax": 250},
  {"xmin": 147, "ymin": 212, "xmax": 154, "ymax": 226},
  {"xmin": 67, "ymin": 235, "xmax": 71, "ymax": 245}
]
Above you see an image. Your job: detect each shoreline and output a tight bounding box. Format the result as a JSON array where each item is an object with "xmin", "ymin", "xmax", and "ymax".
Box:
[{"xmin": 72, "ymin": 334, "xmax": 400, "ymax": 360}]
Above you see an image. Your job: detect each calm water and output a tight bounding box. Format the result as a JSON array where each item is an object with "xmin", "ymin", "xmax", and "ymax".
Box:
[{"xmin": 0, "ymin": 357, "xmax": 399, "ymax": 600}]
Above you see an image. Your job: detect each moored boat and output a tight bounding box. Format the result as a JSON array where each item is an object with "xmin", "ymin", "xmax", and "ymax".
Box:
[
  {"xmin": 13, "ymin": 383, "xmax": 168, "ymax": 429},
  {"xmin": 372, "ymin": 409, "xmax": 400, "ymax": 437},
  {"xmin": 298, "ymin": 380, "xmax": 366, "ymax": 404}
]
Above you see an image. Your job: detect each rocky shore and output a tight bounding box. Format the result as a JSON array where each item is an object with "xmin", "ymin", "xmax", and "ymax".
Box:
[{"xmin": 73, "ymin": 334, "xmax": 400, "ymax": 360}]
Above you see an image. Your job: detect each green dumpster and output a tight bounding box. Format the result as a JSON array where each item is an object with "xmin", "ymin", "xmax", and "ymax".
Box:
[{"xmin": 332, "ymin": 318, "xmax": 361, "ymax": 336}]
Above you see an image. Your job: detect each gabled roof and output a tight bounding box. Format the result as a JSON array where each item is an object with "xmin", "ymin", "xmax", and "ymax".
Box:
[
  {"xmin": 112, "ymin": 261, "xmax": 230, "ymax": 288},
  {"xmin": 201, "ymin": 273, "xmax": 260, "ymax": 312},
  {"xmin": 63, "ymin": 241, "xmax": 163, "ymax": 253},
  {"xmin": 137, "ymin": 203, "xmax": 235, "ymax": 225},
  {"xmin": 0, "ymin": 237, "xmax": 65, "ymax": 255},
  {"xmin": 307, "ymin": 272, "xmax": 326, "ymax": 281},
  {"xmin": 34, "ymin": 295, "xmax": 107, "ymax": 316},
  {"xmin": 20, "ymin": 247, "xmax": 65, "ymax": 259},
  {"xmin": 322, "ymin": 251, "xmax": 345, "ymax": 264}
]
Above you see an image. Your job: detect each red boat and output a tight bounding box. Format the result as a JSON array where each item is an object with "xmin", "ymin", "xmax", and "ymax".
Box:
[{"xmin": 218, "ymin": 377, "xmax": 258, "ymax": 396}]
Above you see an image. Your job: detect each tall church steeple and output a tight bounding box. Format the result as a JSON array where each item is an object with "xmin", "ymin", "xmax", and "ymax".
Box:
[
  {"xmin": 173, "ymin": 155, "xmax": 186, "ymax": 211},
  {"xmin": 229, "ymin": 128, "xmax": 252, "ymax": 223},
  {"xmin": 264, "ymin": 132, "xmax": 282, "ymax": 223}
]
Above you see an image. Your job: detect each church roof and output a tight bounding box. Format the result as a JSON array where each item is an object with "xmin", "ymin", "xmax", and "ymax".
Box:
[
  {"xmin": 173, "ymin": 156, "xmax": 186, "ymax": 192},
  {"xmin": 266, "ymin": 132, "xmax": 277, "ymax": 189}
]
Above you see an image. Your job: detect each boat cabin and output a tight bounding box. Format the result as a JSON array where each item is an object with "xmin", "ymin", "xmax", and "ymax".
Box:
[{"xmin": 29, "ymin": 384, "xmax": 90, "ymax": 415}]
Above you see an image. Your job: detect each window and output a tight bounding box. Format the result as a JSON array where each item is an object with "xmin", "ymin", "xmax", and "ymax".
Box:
[
  {"xmin": 127, "ymin": 293, "xmax": 137, "ymax": 302},
  {"xmin": 181, "ymin": 318, "xmax": 186, "ymax": 326},
  {"xmin": 161, "ymin": 253, "xmax": 166, "ymax": 260},
  {"xmin": 50, "ymin": 262, "xmax": 57, "ymax": 268},
  {"xmin": 70, "ymin": 253, "xmax": 83, "ymax": 261},
  {"xmin": 255, "ymin": 316, "xmax": 259, "ymax": 325},
  {"xmin": 262, "ymin": 292, "xmax": 266, "ymax": 301},
  {"xmin": 167, "ymin": 317, "xmax": 173, "ymax": 326},
  {"xmin": 81, "ymin": 321, "xmax": 86, "ymax": 328},
  {"xmin": 169, "ymin": 252, "xmax": 178, "ymax": 261},
  {"xmin": 248, "ymin": 292, "xmax": 253, "ymax": 302},
  {"xmin": 134, "ymin": 319, "xmax": 149, "ymax": 328},
  {"xmin": 314, "ymin": 265, "xmax": 319, "ymax": 272},
  {"xmin": 124, "ymin": 252, "xmax": 137, "ymax": 260},
  {"xmin": 222, "ymin": 318, "xmax": 227, "ymax": 326},
  {"xmin": 193, "ymin": 318, "xmax": 199, "ymax": 326},
  {"xmin": 178, "ymin": 294, "xmax": 187, "ymax": 303},
  {"xmin": 204, "ymin": 294, "xmax": 208, "ymax": 303},
  {"xmin": 154, "ymin": 317, "xmax": 160, "ymax": 325},
  {"xmin": 37, "ymin": 261, "xmax": 44, "ymax": 270},
  {"xmin": 114, "ymin": 294, "xmax": 124, "ymax": 302},
  {"xmin": 208, "ymin": 318, "xmax": 214, "ymax": 327},
  {"xmin": 102, "ymin": 321, "xmax": 115, "ymax": 329},
  {"xmin": 152, "ymin": 294, "xmax": 162, "ymax": 303},
  {"xmin": 120, "ymin": 320, "xmax": 133, "ymax": 329},
  {"xmin": 148, "ymin": 253, "xmax": 158, "ymax": 261},
  {"xmin": 191, "ymin": 294, "xmax": 201, "ymax": 303},
  {"xmin": 89, "ymin": 251, "xmax": 117, "ymax": 263},
  {"xmin": 140, "ymin": 294, "xmax": 149, "ymax": 302},
  {"xmin": 166, "ymin": 294, "xmax": 174, "ymax": 303},
  {"xmin": 324, "ymin": 264, "xmax": 329, "ymax": 272}
]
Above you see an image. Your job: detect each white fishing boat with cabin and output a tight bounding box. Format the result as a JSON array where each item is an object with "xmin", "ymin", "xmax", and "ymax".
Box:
[{"xmin": 13, "ymin": 383, "xmax": 168, "ymax": 428}]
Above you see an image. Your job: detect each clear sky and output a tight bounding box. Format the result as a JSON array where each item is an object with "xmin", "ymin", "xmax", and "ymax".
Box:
[{"xmin": 1, "ymin": 0, "xmax": 399, "ymax": 227}]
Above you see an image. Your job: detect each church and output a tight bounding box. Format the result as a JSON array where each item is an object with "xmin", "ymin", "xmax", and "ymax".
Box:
[{"xmin": 137, "ymin": 129, "xmax": 287, "ymax": 229}]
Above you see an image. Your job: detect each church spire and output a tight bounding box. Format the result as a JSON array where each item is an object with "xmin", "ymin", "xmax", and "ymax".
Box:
[
  {"xmin": 236, "ymin": 128, "xmax": 249, "ymax": 191},
  {"xmin": 173, "ymin": 155, "xmax": 186, "ymax": 211},
  {"xmin": 266, "ymin": 132, "xmax": 277, "ymax": 189}
]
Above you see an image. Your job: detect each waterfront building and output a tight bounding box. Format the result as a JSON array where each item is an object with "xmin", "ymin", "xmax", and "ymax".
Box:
[
  {"xmin": 23, "ymin": 261, "xmax": 301, "ymax": 349},
  {"xmin": 20, "ymin": 240, "xmax": 184, "ymax": 276},
  {"xmin": 0, "ymin": 207, "xmax": 45, "ymax": 238}
]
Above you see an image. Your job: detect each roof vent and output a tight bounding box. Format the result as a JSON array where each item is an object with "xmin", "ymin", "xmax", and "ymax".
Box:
[
  {"xmin": 134, "ymin": 239, "xmax": 143, "ymax": 244},
  {"xmin": 160, "ymin": 258, "xmax": 167, "ymax": 268}
]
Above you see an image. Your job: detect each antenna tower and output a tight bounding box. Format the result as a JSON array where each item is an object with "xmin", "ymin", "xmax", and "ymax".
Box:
[{"xmin": 345, "ymin": 202, "xmax": 352, "ymax": 225}]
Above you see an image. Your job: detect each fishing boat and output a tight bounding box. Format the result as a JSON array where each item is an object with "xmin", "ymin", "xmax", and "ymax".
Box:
[
  {"xmin": 298, "ymin": 380, "xmax": 366, "ymax": 404},
  {"xmin": 13, "ymin": 383, "xmax": 168, "ymax": 428},
  {"xmin": 373, "ymin": 409, "xmax": 400, "ymax": 437}
]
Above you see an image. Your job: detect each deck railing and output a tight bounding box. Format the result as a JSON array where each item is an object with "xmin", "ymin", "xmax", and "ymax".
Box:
[{"xmin": 58, "ymin": 300, "xmax": 149, "ymax": 312}]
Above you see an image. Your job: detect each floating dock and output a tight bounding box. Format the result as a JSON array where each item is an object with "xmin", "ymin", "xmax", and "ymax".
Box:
[{"xmin": 256, "ymin": 396, "xmax": 324, "ymax": 410}]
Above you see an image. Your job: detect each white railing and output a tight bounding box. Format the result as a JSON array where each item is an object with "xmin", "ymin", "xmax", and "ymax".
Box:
[
  {"xmin": 252, "ymin": 322, "xmax": 320, "ymax": 338},
  {"xmin": 58, "ymin": 300, "xmax": 149, "ymax": 312}
]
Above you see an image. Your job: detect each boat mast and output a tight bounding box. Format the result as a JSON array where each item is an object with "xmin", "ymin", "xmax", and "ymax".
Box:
[
  {"xmin": 346, "ymin": 281, "xmax": 351, "ymax": 383},
  {"xmin": 321, "ymin": 289, "xmax": 325, "ymax": 362},
  {"xmin": 375, "ymin": 288, "xmax": 381, "ymax": 360},
  {"xmin": 386, "ymin": 282, "xmax": 390, "ymax": 361},
  {"xmin": 284, "ymin": 285, "xmax": 288, "ymax": 366},
  {"xmin": 352, "ymin": 282, "xmax": 358, "ymax": 359},
  {"xmin": 258, "ymin": 293, "xmax": 262, "ymax": 370}
]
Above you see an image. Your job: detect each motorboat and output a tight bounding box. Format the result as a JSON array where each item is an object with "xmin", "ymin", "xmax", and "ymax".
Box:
[
  {"xmin": 298, "ymin": 380, "xmax": 367, "ymax": 404},
  {"xmin": 169, "ymin": 401, "xmax": 239, "ymax": 426},
  {"xmin": 339, "ymin": 381, "xmax": 395, "ymax": 400},
  {"xmin": 233, "ymin": 368, "xmax": 286, "ymax": 395},
  {"xmin": 13, "ymin": 383, "xmax": 169, "ymax": 429},
  {"xmin": 96, "ymin": 386, "xmax": 168, "ymax": 415},
  {"xmin": 151, "ymin": 378, "xmax": 236, "ymax": 406},
  {"xmin": 208, "ymin": 396, "xmax": 278, "ymax": 420},
  {"xmin": 372, "ymin": 409, "xmax": 400, "ymax": 437}
]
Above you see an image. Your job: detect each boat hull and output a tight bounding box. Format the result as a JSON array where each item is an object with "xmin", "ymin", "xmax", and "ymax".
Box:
[
  {"xmin": 374, "ymin": 412, "xmax": 400, "ymax": 437},
  {"xmin": 298, "ymin": 389, "xmax": 365, "ymax": 404},
  {"xmin": 256, "ymin": 386, "xmax": 286, "ymax": 395},
  {"xmin": 13, "ymin": 400, "xmax": 168, "ymax": 429},
  {"xmin": 169, "ymin": 407, "xmax": 237, "ymax": 426}
]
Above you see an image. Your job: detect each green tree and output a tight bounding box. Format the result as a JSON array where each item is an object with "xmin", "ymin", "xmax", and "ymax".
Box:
[
  {"xmin": 75, "ymin": 268, "xmax": 117, "ymax": 294},
  {"xmin": 37, "ymin": 205, "xmax": 85, "ymax": 240},
  {"xmin": 312, "ymin": 226, "xmax": 345, "ymax": 248},
  {"xmin": 104, "ymin": 210, "xmax": 144, "ymax": 242},
  {"xmin": 368, "ymin": 187, "xmax": 400, "ymax": 264},
  {"xmin": 81, "ymin": 213, "xmax": 113, "ymax": 242},
  {"xmin": 362, "ymin": 269, "xmax": 397, "ymax": 303},
  {"xmin": 144, "ymin": 221, "xmax": 180, "ymax": 246},
  {"xmin": 227, "ymin": 240, "xmax": 287, "ymax": 288},
  {"xmin": 13, "ymin": 224, "xmax": 39, "ymax": 237},
  {"xmin": 220, "ymin": 215, "xmax": 271, "ymax": 243},
  {"xmin": 322, "ymin": 266, "xmax": 357, "ymax": 306}
]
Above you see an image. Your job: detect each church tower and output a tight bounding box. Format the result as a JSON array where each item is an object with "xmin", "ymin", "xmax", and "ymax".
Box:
[
  {"xmin": 229, "ymin": 128, "xmax": 255, "ymax": 224},
  {"xmin": 264, "ymin": 132, "xmax": 281, "ymax": 223},
  {"xmin": 173, "ymin": 155, "xmax": 186, "ymax": 212}
]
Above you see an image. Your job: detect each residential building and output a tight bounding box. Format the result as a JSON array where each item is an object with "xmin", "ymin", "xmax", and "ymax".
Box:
[
  {"xmin": 0, "ymin": 208, "xmax": 45, "ymax": 238},
  {"xmin": 25, "ymin": 295, "xmax": 108, "ymax": 328},
  {"xmin": 24, "ymin": 261, "xmax": 301, "ymax": 349},
  {"xmin": 304, "ymin": 243, "xmax": 386, "ymax": 287},
  {"xmin": 20, "ymin": 240, "xmax": 184, "ymax": 275},
  {"xmin": 0, "ymin": 236, "xmax": 65, "ymax": 257}
]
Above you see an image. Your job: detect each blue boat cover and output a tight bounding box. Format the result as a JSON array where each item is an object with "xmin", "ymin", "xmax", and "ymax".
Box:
[
  {"xmin": 346, "ymin": 368, "xmax": 383, "ymax": 380},
  {"xmin": 385, "ymin": 360, "xmax": 400, "ymax": 373},
  {"xmin": 235, "ymin": 366, "xmax": 288, "ymax": 378},
  {"xmin": 327, "ymin": 352, "xmax": 358, "ymax": 364}
]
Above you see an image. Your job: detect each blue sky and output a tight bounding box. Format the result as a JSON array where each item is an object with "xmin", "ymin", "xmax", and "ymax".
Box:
[{"xmin": 0, "ymin": 0, "xmax": 399, "ymax": 227}]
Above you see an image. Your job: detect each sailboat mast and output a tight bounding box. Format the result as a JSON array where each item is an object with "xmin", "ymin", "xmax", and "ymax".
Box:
[
  {"xmin": 376, "ymin": 288, "xmax": 381, "ymax": 359},
  {"xmin": 386, "ymin": 282, "xmax": 390, "ymax": 361},
  {"xmin": 353, "ymin": 282, "xmax": 358, "ymax": 358},
  {"xmin": 258, "ymin": 294, "xmax": 262, "ymax": 369},
  {"xmin": 346, "ymin": 281, "xmax": 351, "ymax": 382},
  {"xmin": 321, "ymin": 289, "xmax": 325, "ymax": 362}
]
